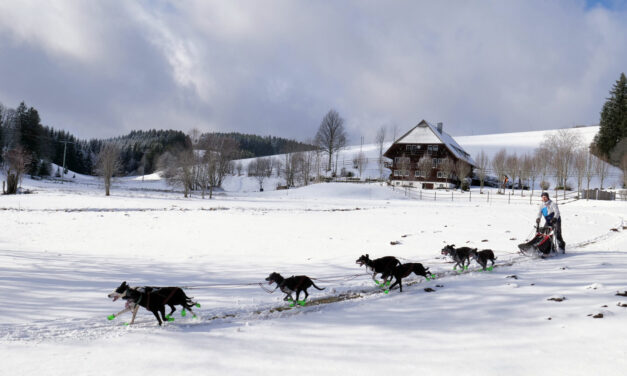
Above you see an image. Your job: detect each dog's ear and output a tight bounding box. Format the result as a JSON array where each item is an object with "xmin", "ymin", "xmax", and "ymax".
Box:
[{"xmin": 366, "ymin": 253, "xmax": 369, "ymax": 258}]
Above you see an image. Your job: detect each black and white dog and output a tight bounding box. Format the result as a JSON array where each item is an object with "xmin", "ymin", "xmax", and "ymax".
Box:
[
  {"xmin": 356, "ymin": 254, "xmax": 401, "ymax": 286},
  {"xmin": 469, "ymin": 249, "xmax": 496, "ymax": 270},
  {"xmin": 265, "ymin": 272, "xmax": 325, "ymax": 304},
  {"xmin": 108, "ymin": 281, "xmax": 198, "ymax": 325},
  {"xmin": 388, "ymin": 263, "xmax": 431, "ymax": 292},
  {"xmin": 441, "ymin": 245, "xmax": 472, "ymax": 270}
]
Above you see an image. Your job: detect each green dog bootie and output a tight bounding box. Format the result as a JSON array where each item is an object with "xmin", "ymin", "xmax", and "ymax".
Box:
[
  {"xmin": 195, "ymin": 303, "xmax": 201, "ymax": 308},
  {"xmin": 107, "ymin": 314, "xmax": 115, "ymax": 320},
  {"xmin": 181, "ymin": 309, "xmax": 187, "ymax": 317},
  {"xmin": 298, "ymin": 300, "xmax": 306, "ymax": 306}
]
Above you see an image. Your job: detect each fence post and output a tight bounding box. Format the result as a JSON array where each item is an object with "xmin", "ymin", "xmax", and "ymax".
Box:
[
  {"xmin": 451, "ymin": 191, "xmax": 453, "ymax": 201},
  {"xmin": 508, "ymin": 193, "xmax": 511, "ymax": 204},
  {"xmin": 469, "ymin": 190, "xmax": 471, "ymax": 202},
  {"xmin": 420, "ymin": 190, "xmax": 422, "ymax": 200},
  {"xmin": 434, "ymin": 192, "xmax": 437, "ymax": 201},
  {"xmin": 487, "ymin": 191, "xmax": 489, "ymax": 203},
  {"xmin": 530, "ymin": 192, "xmax": 532, "ymax": 205}
]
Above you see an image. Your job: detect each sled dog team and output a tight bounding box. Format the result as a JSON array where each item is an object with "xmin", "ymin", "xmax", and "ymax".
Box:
[{"xmin": 108, "ymin": 245, "xmax": 496, "ymax": 326}]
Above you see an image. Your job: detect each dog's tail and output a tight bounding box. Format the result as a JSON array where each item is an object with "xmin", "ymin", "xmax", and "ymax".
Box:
[{"xmin": 311, "ymin": 281, "xmax": 325, "ymax": 290}]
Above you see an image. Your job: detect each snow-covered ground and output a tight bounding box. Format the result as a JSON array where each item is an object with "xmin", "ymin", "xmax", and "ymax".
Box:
[
  {"xmin": 1, "ymin": 125, "xmax": 626, "ymax": 375},
  {"xmin": 1, "ymin": 171, "xmax": 626, "ymax": 375}
]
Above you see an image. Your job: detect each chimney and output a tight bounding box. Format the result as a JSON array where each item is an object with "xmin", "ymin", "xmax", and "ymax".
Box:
[{"xmin": 437, "ymin": 122, "xmax": 443, "ymax": 133}]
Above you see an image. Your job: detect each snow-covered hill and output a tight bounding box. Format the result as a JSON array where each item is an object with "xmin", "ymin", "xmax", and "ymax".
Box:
[{"xmin": 1, "ymin": 127, "xmax": 626, "ymax": 376}]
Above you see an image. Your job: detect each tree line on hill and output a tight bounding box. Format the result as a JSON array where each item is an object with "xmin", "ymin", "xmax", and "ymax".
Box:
[{"xmin": 0, "ymin": 100, "xmax": 316, "ymax": 194}]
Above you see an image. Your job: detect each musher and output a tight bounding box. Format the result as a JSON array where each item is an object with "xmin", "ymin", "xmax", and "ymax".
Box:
[{"xmin": 536, "ymin": 192, "xmax": 566, "ymax": 252}]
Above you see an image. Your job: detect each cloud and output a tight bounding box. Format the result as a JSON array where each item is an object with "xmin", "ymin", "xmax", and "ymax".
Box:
[{"xmin": 0, "ymin": 0, "xmax": 626, "ymax": 143}]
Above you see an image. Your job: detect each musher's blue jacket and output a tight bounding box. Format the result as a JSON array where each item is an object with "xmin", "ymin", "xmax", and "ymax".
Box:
[{"xmin": 537, "ymin": 199, "xmax": 560, "ymax": 223}]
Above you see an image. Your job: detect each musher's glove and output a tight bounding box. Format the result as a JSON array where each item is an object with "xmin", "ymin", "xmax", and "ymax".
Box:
[
  {"xmin": 535, "ymin": 218, "xmax": 540, "ymax": 224},
  {"xmin": 550, "ymin": 218, "xmax": 557, "ymax": 225}
]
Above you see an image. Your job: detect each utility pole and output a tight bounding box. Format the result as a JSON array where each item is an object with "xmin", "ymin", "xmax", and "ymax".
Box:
[{"xmin": 60, "ymin": 140, "xmax": 74, "ymax": 179}]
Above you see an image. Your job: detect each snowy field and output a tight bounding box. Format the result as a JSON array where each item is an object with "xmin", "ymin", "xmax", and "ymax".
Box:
[
  {"xmin": 1, "ymin": 176, "xmax": 626, "ymax": 376},
  {"xmin": 1, "ymin": 125, "xmax": 626, "ymax": 375}
]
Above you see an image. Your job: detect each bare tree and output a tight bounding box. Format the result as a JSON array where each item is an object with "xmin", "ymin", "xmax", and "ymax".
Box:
[
  {"xmin": 298, "ymin": 151, "xmax": 314, "ymax": 186},
  {"xmin": 504, "ymin": 153, "xmax": 519, "ymax": 194},
  {"xmin": 96, "ymin": 143, "xmax": 121, "ymax": 196},
  {"xmin": 584, "ymin": 150, "xmax": 596, "ymax": 195},
  {"xmin": 535, "ymin": 146, "xmax": 551, "ymax": 193},
  {"xmin": 572, "ymin": 148, "xmax": 588, "ymax": 196},
  {"xmin": 272, "ymin": 157, "xmax": 283, "ymax": 178},
  {"xmin": 621, "ymin": 153, "xmax": 627, "ymax": 189},
  {"xmin": 416, "ymin": 154, "xmax": 432, "ymax": 183},
  {"xmin": 375, "ymin": 125, "xmax": 386, "ymax": 179},
  {"xmin": 250, "ymin": 157, "xmax": 272, "ymax": 191},
  {"xmin": 173, "ymin": 149, "xmax": 195, "ymax": 197},
  {"xmin": 188, "ymin": 128, "xmax": 201, "ymax": 147},
  {"xmin": 235, "ymin": 161, "xmax": 243, "ymax": 176},
  {"xmin": 315, "ymin": 109, "xmax": 347, "ymax": 172},
  {"xmin": 491, "ymin": 148, "xmax": 507, "ymax": 194},
  {"xmin": 283, "ymin": 152, "xmax": 297, "ymax": 187},
  {"xmin": 439, "ymin": 157, "xmax": 455, "ymax": 187},
  {"xmin": 541, "ymin": 129, "xmax": 582, "ymax": 198},
  {"xmin": 526, "ymin": 152, "xmax": 541, "ymax": 197},
  {"xmin": 596, "ymin": 156, "xmax": 610, "ymax": 189},
  {"xmin": 396, "ymin": 155, "xmax": 411, "ymax": 181},
  {"xmin": 519, "ymin": 154, "xmax": 532, "ymax": 196},
  {"xmin": 198, "ymin": 134, "xmax": 239, "ymax": 189},
  {"xmin": 455, "ymin": 160, "xmax": 472, "ymax": 190},
  {"xmin": 353, "ymin": 151, "xmax": 366, "ymax": 179},
  {"xmin": 474, "ymin": 150, "xmax": 489, "ymax": 193},
  {"xmin": 2, "ymin": 146, "xmax": 32, "ymax": 194}
]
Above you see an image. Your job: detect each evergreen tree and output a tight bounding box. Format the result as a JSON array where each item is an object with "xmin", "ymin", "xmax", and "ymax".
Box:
[{"xmin": 594, "ymin": 72, "xmax": 627, "ymax": 165}]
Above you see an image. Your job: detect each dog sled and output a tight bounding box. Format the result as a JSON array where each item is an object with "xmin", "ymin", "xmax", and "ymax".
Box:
[{"xmin": 518, "ymin": 225, "xmax": 563, "ymax": 258}]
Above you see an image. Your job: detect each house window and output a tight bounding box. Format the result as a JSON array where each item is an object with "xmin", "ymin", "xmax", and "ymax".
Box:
[
  {"xmin": 427, "ymin": 145, "xmax": 439, "ymax": 152},
  {"xmin": 405, "ymin": 145, "xmax": 421, "ymax": 153},
  {"xmin": 437, "ymin": 171, "xmax": 448, "ymax": 179},
  {"xmin": 394, "ymin": 170, "xmax": 401, "ymax": 177},
  {"xmin": 415, "ymin": 171, "xmax": 425, "ymax": 178},
  {"xmin": 395, "ymin": 156, "xmax": 410, "ymax": 164},
  {"xmin": 404, "ymin": 170, "xmax": 410, "ymax": 177},
  {"xmin": 432, "ymin": 158, "xmax": 442, "ymax": 168}
]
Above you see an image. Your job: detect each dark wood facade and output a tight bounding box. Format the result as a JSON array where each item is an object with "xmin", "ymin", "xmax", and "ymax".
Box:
[{"xmin": 383, "ymin": 121, "xmax": 474, "ymax": 189}]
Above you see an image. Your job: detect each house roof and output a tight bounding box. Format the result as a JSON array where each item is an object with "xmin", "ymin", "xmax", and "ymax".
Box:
[{"xmin": 385, "ymin": 120, "xmax": 476, "ymax": 166}]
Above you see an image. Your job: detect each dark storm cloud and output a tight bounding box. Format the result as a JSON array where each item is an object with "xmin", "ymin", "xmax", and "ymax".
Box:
[{"xmin": 0, "ymin": 1, "xmax": 626, "ymax": 143}]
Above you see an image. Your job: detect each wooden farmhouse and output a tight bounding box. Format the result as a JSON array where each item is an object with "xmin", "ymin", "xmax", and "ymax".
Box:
[{"xmin": 384, "ymin": 120, "xmax": 475, "ymax": 189}]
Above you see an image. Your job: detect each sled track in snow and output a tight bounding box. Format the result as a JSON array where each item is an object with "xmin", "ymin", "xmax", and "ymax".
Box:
[{"xmin": 2, "ymin": 219, "xmax": 623, "ymax": 343}]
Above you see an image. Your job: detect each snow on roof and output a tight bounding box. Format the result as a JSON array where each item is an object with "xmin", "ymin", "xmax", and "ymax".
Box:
[{"xmin": 390, "ymin": 120, "xmax": 476, "ymax": 166}]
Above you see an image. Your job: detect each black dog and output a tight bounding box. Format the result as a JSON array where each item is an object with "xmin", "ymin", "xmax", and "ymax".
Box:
[
  {"xmin": 388, "ymin": 263, "xmax": 431, "ymax": 292},
  {"xmin": 108, "ymin": 282, "xmax": 198, "ymax": 325},
  {"xmin": 356, "ymin": 254, "xmax": 401, "ymax": 286},
  {"xmin": 441, "ymin": 245, "xmax": 472, "ymax": 270},
  {"xmin": 265, "ymin": 272, "xmax": 325, "ymax": 304},
  {"xmin": 469, "ymin": 249, "xmax": 496, "ymax": 270}
]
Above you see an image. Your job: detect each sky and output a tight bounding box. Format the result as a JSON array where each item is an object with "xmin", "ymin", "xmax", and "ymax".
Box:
[{"xmin": 0, "ymin": 0, "xmax": 626, "ymax": 143}]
